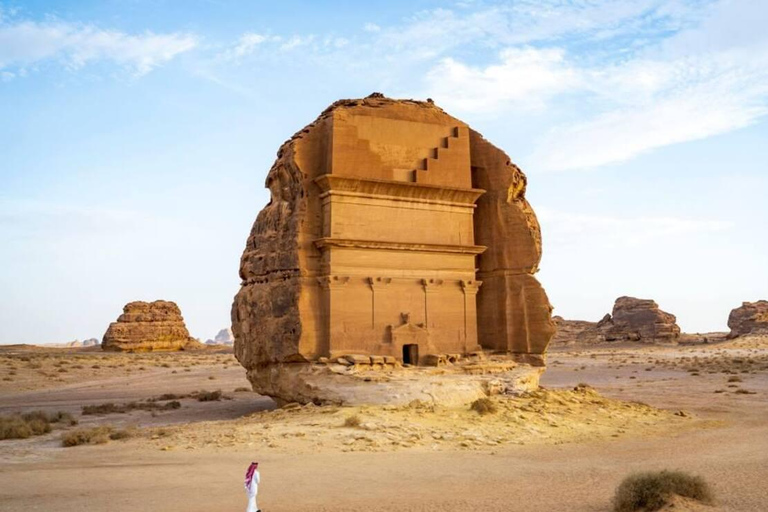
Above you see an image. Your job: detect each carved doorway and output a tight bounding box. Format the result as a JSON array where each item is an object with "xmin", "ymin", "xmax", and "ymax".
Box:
[{"xmin": 402, "ymin": 344, "xmax": 419, "ymax": 365}]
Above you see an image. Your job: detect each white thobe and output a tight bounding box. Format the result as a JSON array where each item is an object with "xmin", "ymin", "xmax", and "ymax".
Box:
[{"xmin": 245, "ymin": 469, "xmax": 260, "ymax": 512}]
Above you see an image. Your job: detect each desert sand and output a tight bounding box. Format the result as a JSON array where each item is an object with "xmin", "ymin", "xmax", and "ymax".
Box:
[{"xmin": 1, "ymin": 338, "xmax": 767, "ymax": 511}]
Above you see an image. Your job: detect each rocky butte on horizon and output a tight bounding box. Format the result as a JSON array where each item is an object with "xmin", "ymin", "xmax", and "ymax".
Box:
[
  {"xmin": 102, "ymin": 300, "xmax": 201, "ymax": 353},
  {"xmin": 553, "ymin": 296, "xmax": 681, "ymax": 345},
  {"xmin": 728, "ymin": 300, "xmax": 768, "ymax": 338},
  {"xmin": 231, "ymin": 93, "xmax": 555, "ymax": 405}
]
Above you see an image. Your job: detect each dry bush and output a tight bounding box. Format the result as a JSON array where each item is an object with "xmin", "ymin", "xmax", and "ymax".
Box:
[
  {"xmin": 82, "ymin": 400, "xmax": 181, "ymax": 415},
  {"xmin": 613, "ymin": 470, "xmax": 713, "ymax": 512},
  {"xmin": 470, "ymin": 397, "xmax": 498, "ymax": 415},
  {"xmin": 109, "ymin": 426, "xmax": 138, "ymax": 440},
  {"xmin": 343, "ymin": 415, "xmax": 362, "ymax": 428},
  {"xmin": 193, "ymin": 390, "xmax": 222, "ymax": 402},
  {"xmin": 234, "ymin": 387, "xmax": 251, "ymax": 393},
  {"xmin": 61, "ymin": 426, "xmax": 112, "ymax": 447},
  {"xmin": 0, "ymin": 410, "xmax": 79, "ymax": 440},
  {"xmin": 727, "ymin": 376, "xmax": 743, "ymax": 383}
]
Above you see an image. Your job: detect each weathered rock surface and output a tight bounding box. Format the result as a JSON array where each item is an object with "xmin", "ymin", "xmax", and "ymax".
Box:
[
  {"xmin": 232, "ymin": 94, "xmax": 554, "ymax": 403},
  {"xmin": 602, "ymin": 296, "xmax": 680, "ymax": 343},
  {"xmin": 551, "ymin": 316, "xmax": 607, "ymax": 345},
  {"xmin": 253, "ymin": 360, "xmax": 543, "ymax": 407},
  {"xmin": 552, "ymin": 298, "xmax": 680, "ymax": 345},
  {"xmin": 728, "ymin": 300, "xmax": 768, "ymax": 338},
  {"xmin": 102, "ymin": 300, "xmax": 196, "ymax": 352}
]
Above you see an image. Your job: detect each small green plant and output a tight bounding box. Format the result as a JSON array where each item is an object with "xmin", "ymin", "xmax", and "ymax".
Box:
[
  {"xmin": 470, "ymin": 397, "xmax": 497, "ymax": 415},
  {"xmin": 613, "ymin": 470, "xmax": 713, "ymax": 512}
]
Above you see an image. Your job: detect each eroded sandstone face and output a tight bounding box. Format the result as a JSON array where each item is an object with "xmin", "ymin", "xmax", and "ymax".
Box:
[
  {"xmin": 102, "ymin": 300, "xmax": 196, "ymax": 352},
  {"xmin": 728, "ymin": 300, "xmax": 768, "ymax": 338},
  {"xmin": 232, "ymin": 94, "xmax": 555, "ymax": 401},
  {"xmin": 602, "ymin": 296, "xmax": 681, "ymax": 343}
]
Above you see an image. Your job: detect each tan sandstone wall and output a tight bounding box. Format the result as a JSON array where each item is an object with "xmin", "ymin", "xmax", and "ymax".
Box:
[{"xmin": 232, "ymin": 95, "xmax": 555, "ymax": 391}]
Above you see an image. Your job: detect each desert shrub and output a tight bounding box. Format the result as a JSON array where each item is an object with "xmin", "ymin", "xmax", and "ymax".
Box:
[
  {"xmin": 234, "ymin": 387, "xmax": 250, "ymax": 393},
  {"xmin": 82, "ymin": 400, "xmax": 181, "ymax": 415},
  {"xmin": 194, "ymin": 390, "xmax": 222, "ymax": 402},
  {"xmin": 613, "ymin": 470, "xmax": 713, "ymax": 512},
  {"xmin": 343, "ymin": 415, "xmax": 361, "ymax": 428},
  {"xmin": 0, "ymin": 410, "xmax": 79, "ymax": 440},
  {"xmin": 470, "ymin": 397, "xmax": 497, "ymax": 415},
  {"xmin": 109, "ymin": 426, "xmax": 138, "ymax": 440},
  {"xmin": 734, "ymin": 389, "xmax": 756, "ymax": 395},
  {"xmin": 82, "ymin": 403, "xmax": 121, "ymax": 415},
  {"xmin": 727, "ymin": 376, "xmax": 743, "ymax": 383},
  {"xmin": 152, "ymin": 393, "xmax": 188, "ymax": 401},
  {"xmin": 61, "ymin": 426, "xmax": 113, "ymax": 447},
  {"xmin": 0, "ymin": 416, "xmax": 34, "ymax": 439}
]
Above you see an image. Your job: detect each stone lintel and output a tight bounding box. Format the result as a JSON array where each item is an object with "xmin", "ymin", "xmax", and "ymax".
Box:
[
  {"xmin": 314, "ymin": 174, "xmax": 485, "ymax": 207},
  {"xmin": 314, "ymin": 237, "xmax": 486, "ymax": 255}
]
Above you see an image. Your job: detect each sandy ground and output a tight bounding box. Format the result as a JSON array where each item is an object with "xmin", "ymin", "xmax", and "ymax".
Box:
[{"xmin": 0, "ymin": 339, "xmax": 767, "ymax": 511}]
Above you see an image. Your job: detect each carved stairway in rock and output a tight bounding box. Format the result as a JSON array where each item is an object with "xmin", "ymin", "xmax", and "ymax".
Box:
[{"xmin": 413, "ymin": 126, "xmax": 470, "ymax": 189}]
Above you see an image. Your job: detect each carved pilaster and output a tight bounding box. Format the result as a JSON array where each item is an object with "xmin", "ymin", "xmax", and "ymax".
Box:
[{"xmin": 367, "ymin": 277, "xmax": 392, "ymax": 328}]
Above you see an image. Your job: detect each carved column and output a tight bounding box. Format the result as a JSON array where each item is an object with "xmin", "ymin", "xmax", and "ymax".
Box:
[
  {"xmin": 421, "ymin": 279, "xmax": 444, "ymax": 329},
  {"xmin": 317, "ymin": 275, "xmax": 349, "ymax": 357},
  {"xmin": 461, "ymin": 279, "xmax": 482, "ymax": 353},
  {"xmin": 367, "ymin": 277, "xmax": 392, "ymax": 329}
]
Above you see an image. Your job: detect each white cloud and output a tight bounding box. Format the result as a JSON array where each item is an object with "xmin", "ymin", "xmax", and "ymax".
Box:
[
  {"xmin": 224, "ymin": 32, "xmax": 269, "ymax": 60},
  {"xmin": 424, "ymin": 47, "xmax": 580, "ymax": 112},
  {"xmin": 0, "ymin": 19, "xmax": 197, "ymax": 76},
  {"xmin": 415, "ymin": 0, "xmax": 768, "ymax": 172},
  {"xmin": 538, "ymin": 208, "xmax": 733, "ymax": 249},
  {"xmin": 363, "ymin": 23, "xmax": 381, "ymax": 33}
]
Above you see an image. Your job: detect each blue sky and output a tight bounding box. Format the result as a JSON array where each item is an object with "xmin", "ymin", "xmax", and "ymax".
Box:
[{"xmin": 1, "ymin": 0, "xmax": 766, "ymax": 344}]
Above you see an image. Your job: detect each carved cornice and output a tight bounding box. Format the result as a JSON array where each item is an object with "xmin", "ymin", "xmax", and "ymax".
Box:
[
  {"xmin": 314, "ymin": 237, "xmax": 486, "ymax": 255},
  {"xmin": 314, "ymin": 174, "xmax": 485, "ymax": 207}
]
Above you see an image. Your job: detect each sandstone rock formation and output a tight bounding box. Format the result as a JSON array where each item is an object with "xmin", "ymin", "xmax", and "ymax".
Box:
[
  {"xmin": 214, "ymin": 328, "xmax": 234, "ymax": 344},
  {"xmin": 602, "ymin": 296, "xmax": 680, "ymax": 343},
  {"xmin": 232, "ymin": 94, "xmax": 554, "ymax": 403},
  {"xmin": 551, "ymin": 316, "xmax": 607, "ymax": 345},
  {"xmin": 82, "ymin": 338, "xmax": 100, "ymax": 347},
  {"xmin": 727, "ymin": 300, "xmax": 768, "ymax": 338},
  {"xmin": 102, "ymin": 300, "xmax": 197, "ymax": 352}
]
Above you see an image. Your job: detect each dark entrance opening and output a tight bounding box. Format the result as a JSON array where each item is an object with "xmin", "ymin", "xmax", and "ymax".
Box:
[{"xmin": 402, "ymin": 344, "xmax": 419, "ymax": 365}]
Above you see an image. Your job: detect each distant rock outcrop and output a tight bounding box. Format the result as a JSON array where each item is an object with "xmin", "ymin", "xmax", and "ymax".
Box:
[
  {"xmin": 727, "ymin": 300, "xmax": 768, "ymax": 338},
  {"xmin": 82, "ymin": 338, "xmax": 100, "ymax": 347},
  {"xmin": 552, "ymin": 298, "xmax": 680, "ymax": 344},
  {"xmin": 214, "ymin": 328, "xmax": 234, "ymax": 345},
  {"xmin": 552, "ymin": 316, "xmax": 605, "ymax": 345},
  {"xmin": 102, "ymin": 300, "xmax": 197, "ymax": 352},
  {"xmin": 603, "ymin": 296, "xmax": 680, "ymax": 343}
]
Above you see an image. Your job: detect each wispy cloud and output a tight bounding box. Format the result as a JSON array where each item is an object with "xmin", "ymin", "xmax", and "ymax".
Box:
[
  {"xmin": 0, "ymin": 16, "xmax": 197, "ymax": 77},
  {"xmin": 415, "ymin": 0, "xmax": 768, "ymax": 171},
  {"xmin": 538, "ymin": 208, "xmax": 733, "ymax": 248},
  {"xmin": 424, "ymin": 47, "xmax": 579, "ymax": 112}
]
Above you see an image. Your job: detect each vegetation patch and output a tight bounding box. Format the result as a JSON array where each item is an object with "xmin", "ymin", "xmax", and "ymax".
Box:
[
  {"xmin": 470, "ymin": 397, "xmax": 498, "ymax": 415},
  {"xmin": 613, "ymin": 470, "xmax": 714, "ymax": 512},
  {"xmin": 0, "ymin": 410, "xmax": 77, "ymax": 440},
  {"xmin": 82, "ymin": 400, "xmax": 181, "ymax": 415}
]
